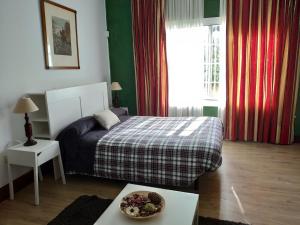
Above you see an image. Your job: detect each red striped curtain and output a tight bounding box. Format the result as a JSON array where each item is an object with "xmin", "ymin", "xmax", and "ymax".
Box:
[
  {"xmin": 131, "ymin": 0, "xmax": 169, "ymax": 116},
  {"xmin": 226, "ymin": 0, "xmax": 300, "ymax": 144}
]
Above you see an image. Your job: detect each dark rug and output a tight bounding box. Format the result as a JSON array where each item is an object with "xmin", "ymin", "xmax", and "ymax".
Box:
[{"xmin": 48, "ymin": 195, "xmax": 249, "ymax": 225}]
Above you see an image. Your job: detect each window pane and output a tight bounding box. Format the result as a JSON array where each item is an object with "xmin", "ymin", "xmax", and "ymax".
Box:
[
  {"xmin": 166, "ymin": 24, "xmax": 222, "ymax": 103},
  {"xmin": 202, "ymin": 25, "xmax": 220, "ymax": 99}
]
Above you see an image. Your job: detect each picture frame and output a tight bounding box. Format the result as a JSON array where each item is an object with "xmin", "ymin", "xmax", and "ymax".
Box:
[{"xmin": 40, "ymin": 0, "xmax": 80, "ymax": 69}]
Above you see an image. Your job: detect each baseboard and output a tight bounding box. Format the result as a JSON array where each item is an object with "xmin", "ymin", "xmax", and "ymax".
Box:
[
  {"xmin": 0, "ymin": 171, "xmax": 33, "ymax": 203},
  {"xmin": 295, "ymin": 136, "xmax": 300, "ymax": 143}
]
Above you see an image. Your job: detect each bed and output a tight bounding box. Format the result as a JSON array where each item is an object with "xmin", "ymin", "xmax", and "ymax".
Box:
[{"xmin": 46, "ymin": 82, "xmax": 223, "ymax": 187}]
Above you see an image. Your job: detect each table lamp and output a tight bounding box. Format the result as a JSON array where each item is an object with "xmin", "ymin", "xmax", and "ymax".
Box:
[
  {"xmin": 13, "ymin": 97, "xmax": 39, "ymax": 146},
  {"xmin": 111, "ymin": 82, "xmax": 122, "ymax": 108}
]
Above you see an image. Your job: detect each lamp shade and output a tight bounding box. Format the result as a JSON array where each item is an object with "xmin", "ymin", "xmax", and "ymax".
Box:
[
  {"xmin": 111, "ymin": 82, "xmax": 122, "ymax": 91},
  {"xmin": 13, "ymin": 97, "xmax": 39, "ymax": 113}
]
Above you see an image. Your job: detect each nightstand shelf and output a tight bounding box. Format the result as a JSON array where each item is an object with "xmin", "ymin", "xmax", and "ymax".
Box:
[
  {"xmin": 28, "ymin": 93, "xmax": 50, "ymax": 140},
  {"xmin": 31, "ymin": 118, "xmax": 48, "ymax": 122}
]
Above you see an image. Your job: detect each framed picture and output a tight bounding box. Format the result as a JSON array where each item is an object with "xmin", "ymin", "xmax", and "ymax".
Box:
[{"xmin": 40, "ymin": 0, "xmax": 80, "ymax": 69}]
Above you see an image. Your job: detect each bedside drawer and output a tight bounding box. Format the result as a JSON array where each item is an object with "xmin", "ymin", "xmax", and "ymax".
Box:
[
  {"xmin": 7, "ymin": 150, "xmax": 36, "ymax": 167},
  {"xmin": 37, "ymin": 144, "xmax": 59, "ymax": 166}
]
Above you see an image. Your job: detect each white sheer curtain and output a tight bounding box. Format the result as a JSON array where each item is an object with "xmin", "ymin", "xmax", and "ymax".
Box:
[
  {"xmin": 166, "ymin": 0, "xmax": 226, "ymax": 120},
  {"xmin": 166, "ymin": 0, "xmax": 204, "ymax": 28}
]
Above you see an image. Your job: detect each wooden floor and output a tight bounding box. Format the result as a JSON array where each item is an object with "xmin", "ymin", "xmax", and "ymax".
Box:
[{"xmin": 0, "ymin": 141, "xmax": 299, "ymax": 225}]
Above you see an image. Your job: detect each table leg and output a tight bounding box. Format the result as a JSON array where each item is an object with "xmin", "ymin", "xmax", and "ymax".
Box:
[
  {"xmin": 193, "ymin": 214, "xmax": 199, "ymax": 225},
  {"xmin": 38, "ymin": 166, "xmax": 43, "ymax": 181},
  {"xmin": 57, "ymin": 154, "xmax": 66, "ymax": 184},
  {"xmin": 7, "ymin": 163, "xmax": 14, "ymax": 200},
  {"xmin": 53, "ymin": 158, "xmax": 60, "ymax": 180},
  {"xmin": 193, "ymin": 198, "xmax": 199, "ymax": 225},
  {"xmin": 33, "ymin": 166, "xmax": 39, "ymax": 205}
]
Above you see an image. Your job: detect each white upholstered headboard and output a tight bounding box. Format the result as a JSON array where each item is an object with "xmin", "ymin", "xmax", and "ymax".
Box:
[{"xmin": 46, "ymin": 82, "xmax": 109, "ymax": 139}]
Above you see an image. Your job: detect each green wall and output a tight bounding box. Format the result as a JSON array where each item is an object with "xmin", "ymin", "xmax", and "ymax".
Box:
[
  {"xmin": 106, "ymin": 0, "xmax": 137, "ymax": 115},
  {"xmin": 204, "ymin": 0, "xmax": 220, "ymax": 18},
  {"xmin": 203, "ymin": 106, "xmax": 219, "ymax": 117}
]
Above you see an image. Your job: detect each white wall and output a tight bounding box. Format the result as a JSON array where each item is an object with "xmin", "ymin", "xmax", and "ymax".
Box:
[{"xmin": 0, "ymin": 0, "xmax": 110, "ymax": 188}]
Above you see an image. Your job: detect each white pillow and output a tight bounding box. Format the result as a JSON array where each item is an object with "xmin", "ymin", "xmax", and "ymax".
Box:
[{"xmin": 94, "ymin": 109, "xmax": 120, "ymax": 130}]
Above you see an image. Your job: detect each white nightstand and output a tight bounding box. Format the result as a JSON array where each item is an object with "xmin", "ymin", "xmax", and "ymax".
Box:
[{"xmin": 7, "ymin": 139, "xmax": 66, "ymax": 205}]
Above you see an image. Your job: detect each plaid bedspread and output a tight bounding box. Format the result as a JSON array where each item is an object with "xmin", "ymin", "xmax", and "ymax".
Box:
[{"xmin": 94, "ymin": 116, "xmax": 223, "ymax": 186}]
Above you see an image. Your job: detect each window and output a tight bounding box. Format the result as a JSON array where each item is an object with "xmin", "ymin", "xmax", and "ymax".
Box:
[
  {"xmin": 166, "ymin": 21, "xmax": 224, "ymax": 109},
  {"xmin": 165, "ymin": 0, "xmax": 226, "ymax": 118}
]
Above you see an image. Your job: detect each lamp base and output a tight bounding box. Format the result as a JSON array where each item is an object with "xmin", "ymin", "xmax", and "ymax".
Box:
[
  {"xmin": 23, "ymin": 113, "xmax": 37, "ymax": 147},
  {"xmin": 24, "ymin": 139, "xmax": 37, "ymax": 146},
  {"xmin": 113, "ymin": 93, "xmax": 120, "ymax": 108}
]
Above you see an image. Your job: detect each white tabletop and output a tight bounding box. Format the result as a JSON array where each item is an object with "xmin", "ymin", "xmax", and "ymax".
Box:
[
  {"xmin": 94, "ymin": 183, "xmax": 199, "ymax": 225},
  {"xmin": 7, "ymin": 139, "xmax": 58, "ymax": 153}
]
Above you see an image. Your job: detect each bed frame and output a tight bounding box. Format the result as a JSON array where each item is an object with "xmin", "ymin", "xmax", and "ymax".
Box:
[{"xmin": 45, "ymin": 82, "xmax": 109, "ymax": 139}]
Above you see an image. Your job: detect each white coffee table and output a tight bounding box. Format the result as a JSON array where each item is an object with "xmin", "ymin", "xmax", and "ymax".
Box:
[{"xmin": 94, "ymin": 183, "xmax": 199, "ymax": 225}]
